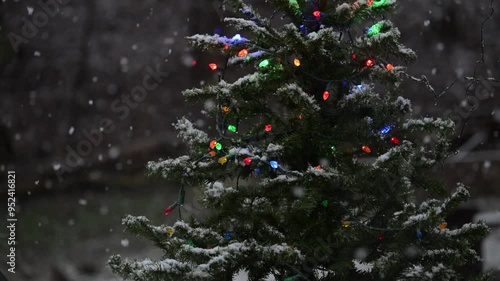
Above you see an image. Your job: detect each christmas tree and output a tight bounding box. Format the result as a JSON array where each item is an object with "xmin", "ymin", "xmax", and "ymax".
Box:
[{"xmin": 109, "ymin": 0, "xmax": 490, "ymax": 280}]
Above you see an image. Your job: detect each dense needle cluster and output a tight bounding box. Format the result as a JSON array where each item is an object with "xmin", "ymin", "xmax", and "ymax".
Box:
[{"xmin": 109, "ymin": 0, "xmax": 490, "ymax": 280}]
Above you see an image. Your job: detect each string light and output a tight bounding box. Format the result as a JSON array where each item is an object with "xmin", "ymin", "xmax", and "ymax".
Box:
[
  {"xmin": 365, "ymin": 58, "xmax": 375, "ymax": 67},
  {"xmin": 238, "ymin": 49, "xmax": 249, "ymax": 57},
  {"xmin": 164, "ymin": 207, "xmax": 173, "ymax": 215},
  {"xmin": 209, "ymin": 151, "xmax": 216, "ymax": 157},
  {"xmin": 315, "ymin": 165, "xmax": 321, "ymax": 169},
  {"xmin": 215, "ymin": 143, "xmax": 223, "ymax": 150},
  {"xmin": 270, "ymin": 161, "xmax": 279, "ymax": 169},
  {"xmin": 222, "ymin": 106, "xmax": 230, "ymax": 113},
  {"xmin": 187, "ymin": 240, "xmax": 194, "ymax": 246},
  {"xmin": 313, "ymin": 11, "xmax": 321, "ymax": 18},
  {"xmin": 342, "ymin": 221, "xmax": 350, "ymax": 228},
  {"xmin": 166, "ymin": 227, "xmax": 175, "ymax": 236},
  {"xmin": 371, "ymin": 0, "xmax": 388, "ymax": 8},
  {"xmin": 331, "ymin": 145, "xmax": 337, "ymax": 152},
  {"xmin": 228, "ymin": 125, "xmax": 237, "ymax": 132},
  {"xmin": 225, "ymin": 231, "xmax": 231, "ymax": 240},
  {"xmin": 224, "ymin": 44, "xmax": 229, "ymax": 50},
  {"xmin": 417, "ymin": 230, "xmax": 423, "ymax": 239},
  {"xmin": 390, "ymin": 136, "xmax": 400, "ymax": 145},
  {"xmin": 243, "ymin": 157, "xmax": 252, "ymax": 165},
  {"xmin": 218, "ymin": 156, "xmax": 228, "ymax": 165},
  {"xmin": 362, "ymin": 145, "xmax": 371, "ymax": 153},
  {"xmin": 265, "ymin": 124, "xmax": 272, "ymax": 132},
  {"xmin": 209, "ymin": 140, "xmax": 217, "ymax": 149},
  {"xmin": 259, "ymin": 59, "xmax": 270, "ymax": 68},
  {"xmin": 367, "ymin": 22, "xmax": 383, "ymax": 37},
  {"xmin": 386, "ymin": 64, "xmax": 395, "ymax": 71},
  {"xmin": 323, "ymin": 91, "xmax": 330, "ymax": 101},
  {"xmin": 208, "ymin": 63, "xmax": 218, "ymax": 70},
  {"xmin": 367, "ymin": 0, "xmax": 374, "ymax": 6},
  {"xmin": 321, "ymin": 200, "xmax": 329, "ymax": 207},
  {"xmin": 438, "ymin": 222, "xmax": 448, "ymax": 231},
  {"xmin": 380, "ymin": 125, "xmax": 392, "ymax": 135},
  {"xmin": 293, "ymin": 58, "xmax": 301, "ymax": 67},
  {"xmin": 351, "ymin": 53, "xmax": 357, "ymax": 60}
]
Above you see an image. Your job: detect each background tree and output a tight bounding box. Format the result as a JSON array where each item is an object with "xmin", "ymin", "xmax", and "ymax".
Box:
[{"xmin": 110, "ymin": 0, "xmax": 490, "ymax": 280}]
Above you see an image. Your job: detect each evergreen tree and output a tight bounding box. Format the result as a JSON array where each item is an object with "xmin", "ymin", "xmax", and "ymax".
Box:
[{"xmin": 109, "ymin": 0, "xmax": 490, "ymax": 280}]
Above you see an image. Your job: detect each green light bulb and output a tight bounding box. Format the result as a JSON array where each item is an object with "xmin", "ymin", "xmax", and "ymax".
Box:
[
  {"xmin": 259, "ymin": 59, "xmax": 270, "ymax": 68},
  {"xmin": 371, "ymin": 0, "xmax": 388, "ymax": 8},
  {"xmin": 367, "ymin": 22, "xmax": 383, "ymax": 37},
  {"xmin": 215, "ymin": 143, "xmax": 222, "ymax": 150},
  {"xmin": 228, "ymin": 125, "xmax": 237, "ymax": 133},
  {"xmin": 321, "ymin": 200, "xmax": 329, "ymax": 207}
]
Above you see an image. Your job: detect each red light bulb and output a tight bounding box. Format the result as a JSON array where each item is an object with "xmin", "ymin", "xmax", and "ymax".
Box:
[
  {"xmin": 351, "ymin": 53, "xmax": 357, "ymax": 60},
  {"xmin": 366, "ymin": 59, "xmax": 375, "ymax": 67},
  {"xmin": 323, "ymin": 91, "xmax": 330, "ymax": 101},
  {"xmin": 265, "ymin": 124, "xmax": 272, "ymax": 132},
  {"xmin": 313, "ymin": 11, "xmax": 321, "ymax": 18},
  {"xmin": 362, "ymin": 145, "xmax": 371, "ymax": 153},
  {"xmin": 238, "ymin": 49, "xmax": 249, "ymax": 57},
  {"xmin": 386, "ymin": 64, "xmax": 394, "ymax": 71},
  {"xmin": 391, "ymin": 136, "xmax": 400, "ymax": 145},
  {"xmin": 164, "ymin": 207, "xmax": 173, "ymax": 215},
  {"xmin": 208, "ymin": 63, "xmax": 218, "ymax": 70},
  {"xmin": 243, "ymin": 157, "xmax": 252, "ymax": 165},
  {"xmin": 379, "ymin": 232, "xmax": 384, "ymax": 240}
]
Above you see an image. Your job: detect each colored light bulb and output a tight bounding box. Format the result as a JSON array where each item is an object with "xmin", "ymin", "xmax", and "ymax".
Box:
[
  {"xmin": 228, "ymin": 125, "xmax": 237, "ymax": 132},
  {"xmin": 379, "ymin": 232, "xmax": 384, "ymax": 240},
  {"xmin": 313, "ymin": 11, "xmax": 321, "ymax": 18},
  {"xmin": 438, "ymin": 222, "xmax": 448, "ymax": 231},
  {"xmin": 365, "ymin": 59, "xmax": 375, "ymax": 67},
  {"xmin": 225, "ymin": 230, "xmax": 231, "ymax": 240},
  {"xmin": 315, "ymin": 165, "xmax": 321, "ymax": 169},
  {"xmin": 215, "ymin": 143, "xmax": 222, "ymax": 150},
  {"xmin": 331, "ymin": 145, "xmax": 337, "ymax": 151},
  {"xmin": 187, "ymin": 239, "xmax": 194, "ymax": 246},
  {"xmin": 208, "ymin": 63, "xmax": 218, "ymax": 70},
  {"xmin": 265, "ymin": 124, "xmax": 272, "ymax": 132},
  {"xmin": 255, "ymin": 168, "xmax": 261, "ymax": 174},
  {"xmin": 238, "ymin": 49, "xmax": 248, "ymax": 57},
  {"xmin": 351, "ymin": 53, "xmax": 357, "ymax": 60},
  {"xmin": 391, "ymin": 136, "xmax": 400, "ymax": 145},
  {"xmin": 222, "ymin": 106, "xmax": 230, "ymax": 113},
  {"xmin": 380, "ymin": 125, "xmax": 391, "ymax": 135},
  {"xmin": 218, "ymin": 156, "xmax": 228, "ymax": 165},
  {"xmin": 367, "ymin": 0, "xmax": 374, "ymax": 6},
  {"xmin": 209, "ymin": 151, "xmax": 216, "ymax": 157},
  {"xmin": 342, "ymin": 221, "xmax": 350, "ymax": 228},
  {"xmin": 164, "ymin": 207, "xmax": 173, "ymax": 215},
  {"xmin": 166, "ymin": 227, "xmax": 175, "ymax": 236},
  {"xmin": 293, "ymin": 58, "xmax": 301, "ymax": 67},
  {"xmin": 298, "ymin": 114, "xmax": 302, "ymax": 120},
  {"xmin": 416, "ymin": 230, "xmax": 423, "ymax": 239},
  {"xmin": 243, "ymin": 157, "xmax": 252, "ymax": 165},
  {"xmin": 386, "ymin": 64, "xmax": 394, "ymax": 71},
  {"xmin": 259, "ymin": 59, "xmax": 270, "ymax": 68},
  {"xmin": 367, "ymin": 22, "xmax": 383, "ymax": 37},
  {"xmin": 323, "ymin": 91, "xmax": 330, "ymax": 101},
  {"xmin": 209, "ymin": 140, "xmax": 217, "ymax": 149},
  {"xmin": 321, "ymin": 200, "xmax": 328, "ymax": 207},
  {"xmin": 362, "ymin": 145, "xmax": 371, "ymax": 153},
  {"xmin": 232, "ymin": 34, "xmax": 242, "ymax": 41},
  {"xmin": 224, "ymin": 44, "xmax": 229, "ymax": 50},
  {"xmin": 371, "ymin": 0, "xmax": 388, "ymax": 8},
  {"xmin": 270, "ymin": 161, "xmax": 279, "ymax": 169}
]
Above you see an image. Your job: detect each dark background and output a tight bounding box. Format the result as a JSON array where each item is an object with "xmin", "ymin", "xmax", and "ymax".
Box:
[{"xmin": 0, "ymin": 0, "xmax": 499, "ymax": 280}]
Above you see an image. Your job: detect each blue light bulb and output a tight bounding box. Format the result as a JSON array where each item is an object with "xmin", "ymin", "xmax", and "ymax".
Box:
[
  {"xmin": 270, "ymin": 161, "xmax": 279, "ymax": 169},
  {"xmin": 380, "ymin": 125, "xmax": 391, "ymax": 135}
]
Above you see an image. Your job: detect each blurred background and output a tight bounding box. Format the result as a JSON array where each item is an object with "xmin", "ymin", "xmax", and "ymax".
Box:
[{"xmin": 0, "ymin": 0, "xmax": 499, "ymax": 280}]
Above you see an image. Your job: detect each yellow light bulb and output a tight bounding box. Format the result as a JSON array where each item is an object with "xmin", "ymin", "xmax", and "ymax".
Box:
[{"xmin": 294, "ymin": 58, "xmax": 301, "ymax": 67}]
